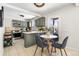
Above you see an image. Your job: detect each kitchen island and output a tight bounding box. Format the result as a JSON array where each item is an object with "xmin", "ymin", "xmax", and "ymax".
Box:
[{"xmin": 23, "ymin": 31, "xmax": 46, "ymax": 48}]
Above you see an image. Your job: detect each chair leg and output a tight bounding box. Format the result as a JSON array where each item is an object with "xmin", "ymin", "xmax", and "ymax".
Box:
[
  {"xmin": 63, "ymin": 49, "xmax": 67, "ymax": 56},
  {"xmin": 54, "ymin": 47, "xmax": 56, "ymax": 53},
  {"xmin": 47, "ymin": 47, "xmax": 49, "ymax": 53},
  {"xmin": 41, "ymin": 48, "xmax": 44, "ymax": 56},
  {"xmin": 60, "ymin": 49, "xmax": 63, "ymax": 56},
  {"xmin": 51, "ymin": 47, "xmax": 53, "ymax": 53},
  {"xmin": 34, "ymin": 45, "xmax": 38, "ymax": 56}
]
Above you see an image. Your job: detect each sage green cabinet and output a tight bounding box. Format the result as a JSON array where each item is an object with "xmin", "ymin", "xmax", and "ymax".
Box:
[
  {"xmin": 35, "ymin": 17, "xmax": 45, "ymax": 27},
  {"xmin": 24, "ymin": 33, "xmax": 36, "ymax": 48}
]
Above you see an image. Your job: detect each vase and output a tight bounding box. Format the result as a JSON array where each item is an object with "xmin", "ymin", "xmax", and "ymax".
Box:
[{"xmin": 46, "ymin": 31, "xmax": 50, "ymax": 36}]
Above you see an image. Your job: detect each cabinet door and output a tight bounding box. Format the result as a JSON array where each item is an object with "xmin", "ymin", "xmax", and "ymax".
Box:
[
  {"xmin": 35, "ymin": 19, "xmax": 39, "ymax": 27},
  {"xmin": 42, "ymin": 18, "xmax": 45, "ymax": 26}
]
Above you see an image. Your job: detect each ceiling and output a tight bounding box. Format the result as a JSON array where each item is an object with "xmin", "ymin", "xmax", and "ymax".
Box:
[
  {"xmin": 4, "ymin": 6, "xmax": 36, "ymax": 20},
  {"xmin": 8, "ymin": 3, "xmax": 72, "ymax": 16}
]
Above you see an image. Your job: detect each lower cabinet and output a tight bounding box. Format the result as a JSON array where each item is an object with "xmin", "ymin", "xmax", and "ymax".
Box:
[{"xmin": 24, "ymin": 33, "xmax": 36, "ymax": 48}]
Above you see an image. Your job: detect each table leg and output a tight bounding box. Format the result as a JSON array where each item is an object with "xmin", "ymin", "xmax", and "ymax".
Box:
[{"xmin": 47, "ymin": 40, "xmax": 52, "ymax": 56}]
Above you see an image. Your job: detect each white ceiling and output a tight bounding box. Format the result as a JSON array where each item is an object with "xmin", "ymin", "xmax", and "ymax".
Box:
[
  {"xmin": 4, "ymin": 5, "xmax": 36, "ymax": 20},
  {"xmin": 8, "ymin": 3, "xmax": 71, "ymax": 16}
]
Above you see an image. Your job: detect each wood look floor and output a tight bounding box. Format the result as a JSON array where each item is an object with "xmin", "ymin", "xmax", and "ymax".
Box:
[{"xmin": 4, "ymin": 39, "xmax": 79, "ymax": 56}]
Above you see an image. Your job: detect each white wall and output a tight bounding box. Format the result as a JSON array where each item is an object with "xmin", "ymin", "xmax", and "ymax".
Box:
[
  {"xmin": 4, "ymin": 8, "xmax": 25, "ymax": 27},
  {"xmin": 47, "ymin": 4, "xmax": 79, "ymax": 51},
  {"xmin": 4, "ymin": 14, "xmax": 23, "ymax": 27}
]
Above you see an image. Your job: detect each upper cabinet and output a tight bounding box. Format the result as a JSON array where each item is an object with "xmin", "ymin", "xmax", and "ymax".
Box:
[
  {"xmin": 12, "ymin": 20, "xmax": 22, "ymax": 27},
  {"xmin": 12, "ymin": 20, "xmax": 27, "ymax": 28},
  {"xmin": 35, "ymin": 17, "xmax": 45, "ymax": 27}
]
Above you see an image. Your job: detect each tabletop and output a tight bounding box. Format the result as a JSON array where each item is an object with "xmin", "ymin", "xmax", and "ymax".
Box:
[{"xmin": 40, "ymin": 34, "xmax": 57, "ymax": 39}]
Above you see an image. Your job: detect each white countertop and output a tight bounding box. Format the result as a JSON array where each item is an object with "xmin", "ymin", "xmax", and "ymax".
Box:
[{"xmin": 23, "ymin": 31, "xmax": 46, "ymax": 34}]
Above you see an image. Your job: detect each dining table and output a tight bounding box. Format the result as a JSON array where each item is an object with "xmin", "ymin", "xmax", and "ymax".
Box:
[{"xmin": 40, "ymin": 34, "xmax": 57, "ymax": 55}]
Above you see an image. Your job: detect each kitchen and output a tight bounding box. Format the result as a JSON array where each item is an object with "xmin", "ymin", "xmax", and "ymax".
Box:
[{"xmin": 12, "ymin": 16, "xmax": 49, "ymax": 48}]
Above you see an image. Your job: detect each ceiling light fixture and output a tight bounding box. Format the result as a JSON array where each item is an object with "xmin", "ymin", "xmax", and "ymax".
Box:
[
  {"xmin": 34, "ymin": 3, "xmax": 45, "ymax": 7},
  {"xmin": 19, "ymin": 15, "xmax": 24, "ymax": 17}
]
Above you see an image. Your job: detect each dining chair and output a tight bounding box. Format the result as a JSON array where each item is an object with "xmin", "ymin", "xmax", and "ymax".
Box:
[
  {"xmin": 52, "ymin": 36, "xmax": 69, "ymax": 56},
  {"xmin": 34, "ymin": 33, "xmax": 47, "ymax": 56},
  {"xmin": 50, "ymin": 33, "xmax": 59, "ymax": 42}
]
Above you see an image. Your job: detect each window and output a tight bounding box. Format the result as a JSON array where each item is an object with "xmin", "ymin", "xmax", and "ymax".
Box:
[{"xmin": 52, "ymin": 18, "xmax": 59, "ymax": 33}]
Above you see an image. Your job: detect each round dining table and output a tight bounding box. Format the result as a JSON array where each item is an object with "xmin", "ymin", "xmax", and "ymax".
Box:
[{"xmin": 40, "ymin": 34, "xmax": 57, "ymax": 55}]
